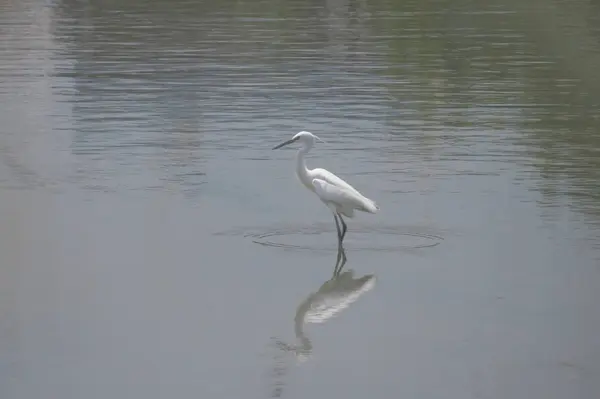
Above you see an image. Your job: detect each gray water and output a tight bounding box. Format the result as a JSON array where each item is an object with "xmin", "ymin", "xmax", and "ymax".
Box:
[{"xmin": 1, "ymin": 0, "xmax": 599, "ymax": 398}]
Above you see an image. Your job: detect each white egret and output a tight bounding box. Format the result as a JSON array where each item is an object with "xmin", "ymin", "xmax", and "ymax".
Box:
[{"xmin": 272, "ymin": 131, "xmax": 379, "ymax": 250}]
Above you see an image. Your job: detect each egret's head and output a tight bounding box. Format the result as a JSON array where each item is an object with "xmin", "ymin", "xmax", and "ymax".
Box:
[{"xmin": 272, "ymin": 131, "xmax": 325, "ymax": 150}]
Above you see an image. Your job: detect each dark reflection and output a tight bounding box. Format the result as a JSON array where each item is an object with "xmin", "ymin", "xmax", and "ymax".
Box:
[
  {"xmin": 17, "ymin": 0, "xmax": 600, "ymax": 229},
  {"xmin": 267, "ymin": 245, "xmax": 376, "ymax": 397}
]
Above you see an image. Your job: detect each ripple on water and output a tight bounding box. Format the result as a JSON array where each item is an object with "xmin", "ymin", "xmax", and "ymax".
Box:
[{"xmin": 216, "ymin": 222, "xmax": 444, "ymax": 253}]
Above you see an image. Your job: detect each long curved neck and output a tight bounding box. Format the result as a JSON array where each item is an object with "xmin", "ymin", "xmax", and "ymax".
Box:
[{"xmin": 295, "ymin": 145, "xmax": 314, "ymax": 191}]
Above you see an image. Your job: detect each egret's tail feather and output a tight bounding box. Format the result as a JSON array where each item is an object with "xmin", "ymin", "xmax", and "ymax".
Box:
[{"xmin": 362, "ymin": 198, "xmax": 379, "ymax": 214}]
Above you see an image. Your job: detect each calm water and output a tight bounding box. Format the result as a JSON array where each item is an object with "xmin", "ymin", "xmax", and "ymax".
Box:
[{"xmin": 1, "ymin": 0, "xmax": 599, "ymax": 398}]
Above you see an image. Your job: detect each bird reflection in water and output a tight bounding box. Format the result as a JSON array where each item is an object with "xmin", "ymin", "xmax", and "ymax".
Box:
[{"xmin": 267, "ymin": 244, "xmax": 376, "ymax": 397}]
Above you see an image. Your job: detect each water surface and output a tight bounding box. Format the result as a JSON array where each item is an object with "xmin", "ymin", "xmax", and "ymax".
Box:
[{"xmin": 1, "ymin": 0, "xmax": 599, "ymax": 398}]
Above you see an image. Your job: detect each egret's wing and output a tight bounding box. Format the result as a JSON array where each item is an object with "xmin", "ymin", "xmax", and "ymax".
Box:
[
  {"xmin": 311, "ymin": 168, "xmax": 362, "ymax": 196},
  {"xmin": 313, "ymin": 178, "xmax": 378, "ymax": 213}
]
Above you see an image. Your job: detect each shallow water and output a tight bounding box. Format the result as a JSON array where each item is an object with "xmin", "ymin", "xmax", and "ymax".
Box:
[{"xmin": 1, "ymin": 0, "xmax": 599, "ymax": 398}]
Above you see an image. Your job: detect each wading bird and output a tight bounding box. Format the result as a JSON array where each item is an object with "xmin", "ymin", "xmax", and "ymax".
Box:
[{"xmin": 272, "ymin": 131, "xmax": 379, "ymax": 255}]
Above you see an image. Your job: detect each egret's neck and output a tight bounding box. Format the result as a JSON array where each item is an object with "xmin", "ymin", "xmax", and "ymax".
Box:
[{"xmin": 295, "ymin": 146, "xmax": 314, "ymax": 191}]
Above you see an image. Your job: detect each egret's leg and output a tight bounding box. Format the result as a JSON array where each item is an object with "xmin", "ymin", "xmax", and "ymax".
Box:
[
  {"xmin": 333, "ymin": 213, "xmax": 342, "ymax": 242},
  {"xmin": 333, "ymin": 237, "xmax": 348, "ymax": 276},
  {"xmin": 332, "ymin": 214, "xmax": 344, "ymax": 275},
  {"xmin": 338, "ymin": 244, "xmax": 347, "ymax": 272},
  {"xmin": 338, "ymin": 214, "xmax": 348, "ymax": 242},
  {"xmin": 334, "ymin": 244, "xmax": 342, "ymax": 276}
]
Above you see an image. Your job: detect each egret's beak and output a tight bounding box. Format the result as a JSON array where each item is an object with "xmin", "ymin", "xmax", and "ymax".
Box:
[{"xmin": 272, "ymin": 138, "xmax": 296, "ymax": 150}]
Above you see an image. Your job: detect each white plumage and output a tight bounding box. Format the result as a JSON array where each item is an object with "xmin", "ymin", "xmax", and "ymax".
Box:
[
  {"xmin": 312, "ymin": 178, "xmax": 378, "ymax": 217},
  {"xmin": 273, "ymin": 131, "xmax": 379, "ymax": 246}
]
